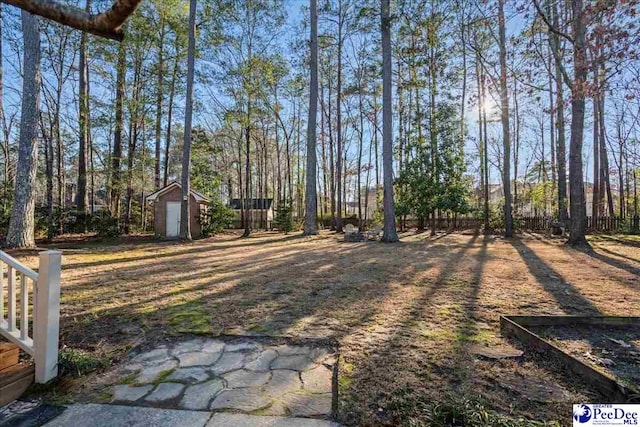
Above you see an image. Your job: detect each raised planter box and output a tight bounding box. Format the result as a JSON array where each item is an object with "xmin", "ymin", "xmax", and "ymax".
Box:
[{"xmin": 500, "ymin": 315, "xmax": 640, "ymax": 402}]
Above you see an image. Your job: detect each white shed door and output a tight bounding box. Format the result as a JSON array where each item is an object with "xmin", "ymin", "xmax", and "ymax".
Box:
[{"xmin": 166, "ymin": 202, "xmax": 181, "ymax": 237}]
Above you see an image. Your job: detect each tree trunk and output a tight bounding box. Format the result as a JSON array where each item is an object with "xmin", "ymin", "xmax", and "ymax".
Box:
[
  {"xmin": 110, "ymin": 40, "xmax": 125, "ymax": 219},
  {"xmin": 180, "ymin": 0, "xmax": 197, "ymax": 240},
  {"xmin": 567, "ymin": 0, "xmax": 589, "ymax": 248},
  {"xmin": 42, "ymin": 113, "xmax": 54, "ymax": 241},
  {"xmin": 154, "ymin": 20, "xmax": 165, "ymax": 189},
  {"xmin": 498, "ymin": 0, "xmax": 512, "ymax": 237},
  {"xmin": 357, "ymin": 83, "xmax": 364, "ymax": 231},
  {"xmin": 513, "ymin": 76, "xmax": 520, "ymax": 214},
  {"xmin": 380, "ymin": 0, "xmax": 398, "ymax": 243},
  {"xmin": 0, "ymin": 4, "xmax": 8, "ymax": 186},
  {"xmin": 552, "ymin": 0, "xmax": 568, "ymax": 221},
  {"xmin": 335, "ymin": 0, "xmax": 343, "ymax": 233},
  {"xmin": 163, "ymin": 43, "xmax": 179, "ymax": 187},
  {"xmin": 76, "ymin": 0, "xmax": 91, "ymax": 216},
  {"xmin": 303, "ymin": 0, "xmax": 318, "ymax": 235},
  {"xmin": 592, "ymin": 90, "xmax": 600, "ymax": 223},
  {"xmin": 6, "ymin": 11, "xmax": 40, "ymax": 249}
]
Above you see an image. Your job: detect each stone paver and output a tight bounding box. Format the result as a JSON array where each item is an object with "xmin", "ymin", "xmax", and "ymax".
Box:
[
  {"xmin": 264, "ymin": 370, "xmax": 302, "ymax": 397},
  {"xmin": 271, "ymin": 355, "xmax": 314, "ymax": 371},
  {"xmin": 226, "ymin": 341, "xmax": 261, "ymax": 352},
  {"xmin": 181, "ymin": 379, "xmax": 225, "ymax": 410},
  {"xmin": 202, "ymin": 340, "xmax": 225, "ymax": 354},
  {"xmin": 171, "ymin": 339, "xmax": 204, "ymax": 355},
  {"xmin": 301, "ymin": 366, "xmax": 333, "ymax": 394},
  {"xmin": 145, "ymin": 383, "xmax": 185, "ymax": 402},
  {"xmin": 245, "ymin": 349, "xmax": 278, "ymax": 372},
  {"xmin": 101, "ymin": 338, "xmax": 337, "ymax": 421},
  {"xmin": 274, "ymin": 345, "xmax": 311, "ymax": 356},
  {"xmin": 111, "ymin": 384, "xmax": 154, "ymax": 402},
  {"xmin": 223, "ymin": 369, "xmax": 271, "ymax": 388},
  {"xmin": 210, "ymin": 351, "xmax": 245, "ymax": 375},
  {"xmin": 309, "ymin": 348, "xmax": 335, "ymax": 365},
  {"xmin": 262, "ymin": 401, "xmax": 289, "ymax": 417},
  {"xmin": 132, "ymin": 348, "xmax": 170, "ymax": 363},
  {"xmin": 44, "ymin": 404, "xmax": 211, "ymax": 427},
  {"xmin": 210, "ymin": 389, "xmax": 272, "ymax": 412},
  {"xmin": 469, "ymin": 344, "xmax": 524, "ymax": 359},
  {"xmin": 179, "ymin": 351, "xmax": 222, "ymax": 367},
  {"xmin": 206, "ymin": 413, "xmax": 340, "ymax": 427},
  {"xmin": 137, "ymin": 360, "xmax": 178, "ymax": 384},
  {"xmin": 167, "ymin": 367, "xmax": 210, "ymax": 384},
  {"xmin": 283, "ymin": 393, "xmax": 333, "ymax": 417}
]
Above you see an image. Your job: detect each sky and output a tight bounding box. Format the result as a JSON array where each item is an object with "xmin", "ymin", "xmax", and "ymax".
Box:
[{"xmin": 0, "ymin": 0, "xmax": 628, "ymax": 191}]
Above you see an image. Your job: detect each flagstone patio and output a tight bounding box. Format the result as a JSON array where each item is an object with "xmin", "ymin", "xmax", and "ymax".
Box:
[{"xmin": 98, "ymin": 337, "xmax": 337, "ymax": 419}]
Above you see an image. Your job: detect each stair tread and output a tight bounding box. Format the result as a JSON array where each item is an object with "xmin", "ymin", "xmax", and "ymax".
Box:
[{"xmin": 0, "ymin": 363, "xmax": 34, "ymax": 386}]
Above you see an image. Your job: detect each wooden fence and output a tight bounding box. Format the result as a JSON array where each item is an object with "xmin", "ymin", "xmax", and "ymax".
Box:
[
  {"xmin": 230, "ymin": 214, "xmax": 640, "ymax": 234},
  {"xmin": 370, "ymin": 215, "xmax": 639, "ymax": 234}
]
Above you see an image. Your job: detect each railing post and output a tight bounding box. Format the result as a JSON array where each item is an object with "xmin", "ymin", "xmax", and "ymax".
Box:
[{"xmin": 34, "ymin": 250, "xmax": 61, "ymax": 384}]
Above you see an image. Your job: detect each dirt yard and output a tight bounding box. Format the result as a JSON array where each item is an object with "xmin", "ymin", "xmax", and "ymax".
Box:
[{"xmin": 11, "ymin": 231, "xmax": 640, "ymax": 426}]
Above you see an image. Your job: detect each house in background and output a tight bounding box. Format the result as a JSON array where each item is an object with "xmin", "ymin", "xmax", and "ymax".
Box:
[
  {"xmin": 146, "ymin": 181, "xmax": 209, "ymax": 238},
  {"xmin": 229, "ymin": 198, "xmax": 273, "ymax": 229}
]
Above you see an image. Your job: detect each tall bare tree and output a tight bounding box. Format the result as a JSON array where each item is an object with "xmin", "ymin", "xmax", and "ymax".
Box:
[
  {"xmin": 180, "ymin": 0, "xmax": 197, "ymax": 240},
  {"xmin": 380, "ymin": 0, "xmax": 398, "ymax": 243},
  {"xmin": 75, "ymin": 0, "xmax": 91, "ymax": 214},
  {"xmin": 6, "ymin": 11, "xmax": 41, "ymax": 248},
  {"xmin": 303, "ymin": 0, "xmax": 318, "ymax": 235},
  {"xmin": 534, "ymin": 0, "xmax": 590, "ymax": 247},
  {"xmin": 110, "ymin": 40, "xmax": 126, "ymax": 218},
  {"xmin": 498, "ymin": 0, "xmax": 512, "ymax": 237}
]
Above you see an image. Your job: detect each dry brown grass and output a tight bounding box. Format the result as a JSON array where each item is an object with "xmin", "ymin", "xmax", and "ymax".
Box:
[{"xmin": 12, "ymin": 231, "xmax": 640, "ymax": 426}]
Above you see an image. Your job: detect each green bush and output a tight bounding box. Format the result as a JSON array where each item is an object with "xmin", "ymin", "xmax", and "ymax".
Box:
[
  {"xmin": 199, "ymin": 200, "xmax": 234, "ymax": 237},
  {"xmin": 90, "ymin": 210, "xmax": 121, "ymax": 238}
]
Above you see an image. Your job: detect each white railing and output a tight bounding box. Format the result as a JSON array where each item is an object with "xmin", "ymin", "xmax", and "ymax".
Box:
[{"xmin": 0, "ymin": 250, "xmax": 61, "ymax": 383}]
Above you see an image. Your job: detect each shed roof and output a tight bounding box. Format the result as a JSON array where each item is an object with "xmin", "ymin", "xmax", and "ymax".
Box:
[{"xmin": 145, "ymin": 181, "xmax": 209, "ymax": 203}]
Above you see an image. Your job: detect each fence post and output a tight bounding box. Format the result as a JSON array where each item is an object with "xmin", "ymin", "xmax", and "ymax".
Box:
[{"xmin": 34, "ymin": 250, "xmax": 61, "ymax": 383}]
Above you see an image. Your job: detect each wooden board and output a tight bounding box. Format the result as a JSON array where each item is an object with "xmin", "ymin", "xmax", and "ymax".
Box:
[
  {"xmin": 0, "ymin": 342, "xmax": 20, "ymax": 370},
  {"xmin": 0, "ymin": 364, "xmax": 35, "ymax": 407},
  {"xmin": 500, "ymin": 315, "xmax": 638, "ymax": 402}
]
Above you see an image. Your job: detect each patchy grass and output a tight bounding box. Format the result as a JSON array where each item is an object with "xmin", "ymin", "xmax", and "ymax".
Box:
[
  {"xmin": 166, "ymin": 303, "xmax": 213, "ymax": 334},
  {"xmin": 58, "ymin": 348, "xmax": 110, "ymax": 378},
  {"xmin": 151, "ymin": 368, "xmax": 176, "ymax": 385},
  {"xmin": 14, "ymin": 230, "xmax": 640, "ymax": 425}
]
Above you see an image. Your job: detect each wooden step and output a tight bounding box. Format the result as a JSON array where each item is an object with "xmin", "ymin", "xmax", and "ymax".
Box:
[
  {"xmin": 0, "ymin": 342, "xmax": 20, "ymax": 370},
  {"xmin": 0, "ymin": 363, "xmax": 35, "ymax": 407}
]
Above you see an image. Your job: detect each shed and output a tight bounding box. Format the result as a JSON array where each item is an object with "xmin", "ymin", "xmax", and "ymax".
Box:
[
  {"xmin": 146, "ymin": 182, "xmax": 209, "ymax": 238},
  {"xmin": 229, "ymin": 198, "xmax": 274, "ymax": 229}
]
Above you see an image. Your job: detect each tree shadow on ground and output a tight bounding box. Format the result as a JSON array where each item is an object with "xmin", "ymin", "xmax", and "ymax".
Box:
[
  {"xmin": 339, "ymin": 234, "xmax": 485, "ymax": 425},
  {"xmin": 583, "ymin": 250, "xmax": 640, "ymax": 277},
  {"xmin": 510, "ymin": 239, "xmax": 601, "ymax": 314},
  {"xmin": 49, "ymin": 232, "xmax": 638, "ymax": 426},
  {"xmin": 591, "ymin": 245, "xmax": 640, "ymax": 265},
  {"xmin": 591, "ymin": 235, "xmax": 640, "ymax": 248},
  {"xmin": 58, "ymin": 236, "xmax": 421, "ymax": 353},
  {"xmin": 56, "ymin": 233, "xmax": 320, "ymax": 271}
]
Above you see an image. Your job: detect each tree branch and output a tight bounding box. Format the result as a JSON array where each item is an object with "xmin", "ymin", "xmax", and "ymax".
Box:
[
  {"xmin": 1, "ymin": 0, "xmax": 142, "ymax": 40},
  {"xmin": 532, "ymin": 0, "xmax": 573, "ymax": 44}
]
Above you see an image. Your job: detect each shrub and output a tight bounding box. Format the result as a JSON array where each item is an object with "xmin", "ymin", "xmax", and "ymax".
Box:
[
  {"xmin": 58, "ymin": 348, "xmax": 109, "ymax": 378},
  {"xmin": 90, "ymin": 210, "xmax": 120, "ymax": 238},
  {"xmin": 199, "ymin": 200, "xmax": 234, "ymax": 237},
  {"xmin": 273, "ymin": 201, "xmax": 294, "ymax": 233}
]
